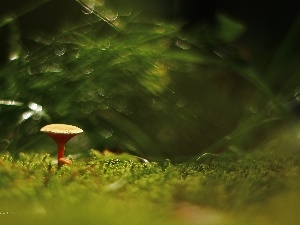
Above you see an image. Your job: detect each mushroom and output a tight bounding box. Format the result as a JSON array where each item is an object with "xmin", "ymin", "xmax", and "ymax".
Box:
[{"xmin": 40, "ymin": 124, "xmax": 83, "ymax": 167}]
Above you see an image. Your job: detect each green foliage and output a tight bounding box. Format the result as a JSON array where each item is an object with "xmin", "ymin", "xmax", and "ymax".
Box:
[
  {"xmin": 0, "ymin": 0, "xmax": 299, "ymax": 160},
  {"xmin": 1, "ymin": 1, "xmax": 300, "ymax": 224}
]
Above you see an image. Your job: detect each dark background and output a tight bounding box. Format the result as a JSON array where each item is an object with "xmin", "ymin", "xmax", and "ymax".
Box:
[{"xmin": 1, "ymin": 0, "xmax": 299, "ymax": 67}]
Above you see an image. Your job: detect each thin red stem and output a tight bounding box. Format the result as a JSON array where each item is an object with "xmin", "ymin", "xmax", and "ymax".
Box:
[{"xmin": 57, "ymin": 142, "xmax": 66, "ymax": 166}]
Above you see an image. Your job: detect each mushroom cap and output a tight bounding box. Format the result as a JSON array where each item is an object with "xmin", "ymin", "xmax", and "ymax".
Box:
[
  {"xmin": 40, "ymin": 124, "xmax": 83, "ymax": 143},
  {"xmin": 40, "ymin": 124, "xmax": 83, "ymax": 135}
]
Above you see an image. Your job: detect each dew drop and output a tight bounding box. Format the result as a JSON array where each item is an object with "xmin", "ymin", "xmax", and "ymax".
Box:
[
  {"xmin": 103, "ymin": 10, "xmax": 118, "ymax": 22},
  {"xmin": 81, "ymin": 66, "xmax": 93, "ymax": 74},
  {"xmin": 225, "ymin": 135, "xmax": 232, "ymax": 140},
  {"xmin": 249, "ymin": 105, "xmax": 258, "ymax": 113},
  {"xmin": 28, "ymin": 66, "xmax": 41, "ymax": 75},
  {"xmin": 153, "ymin": 25, "xmax": 166, "ymax": 34},
  {"xmin": 20, "ymin": 111, "xmax": 34, "ymax": 121},
  {"xmin": 100, "ymin": 129, "xmax": 113, "ymax": 138},
  {"xmin": 0, "ymin": 139, "xmax": 10, "ymax": 151},
  {"xmin": 213, "ymin": 49, "xmax": 225, "ymax": 58},
  {"xmin": 81, "ymin": 2, "xmax": 95, "ymax": 14},
  {"xmin": 9, "ymin": 52, "xmax": 20, "ymax": 61},
  {"xmin": 113, "ymin": 98, "xmax": 127, "ymax": 112},
  {"xmin": 28, "ymin": 102, "xmax": 42, "ymax": 112},
  {"xmin": 74, "ymin": 51, "xmax": 80, "ymax": 58},
  {"xmin": 40, "ymin": 63, "xmax": 63, "ymax": 73},
  {"xmin": 175, "ymin": 39, "xmax": 190, "ymax": 50},
  {"xmin": 97, "ymin": 87, "xmax": 106, "ymax": 96},
  {"xmin": 111, "ymin": 18, "xmax": 125, "ymax": 30},
  {"xmin": 100, "ymin": 40, "xmax": 110, "ymax": 50},
  {"xmin": 53, "ymin": 46, "xmax": 66, "ymax": 57},
  {"xmin": 34, "ymin": 34, "xmax": 53, "ymax": 45},
  {"xmin": 47, "ymin": 63, "xmax": 64, "ymax": 73},
  {"xmin": 294, "ymin": 87, "xmax": 300, "ymax": 101},
  {"xmin": 87, "ymin": 90, "xmax": 95, "ymax": 99},
  {"xmin": 0, "ymin": 15, "xmax": 14, "ymax": 25},
  {"xmin": 0, "ymin": 100, "xmax": 23, "ymax": 106},
  {"xmin": 98, "ymin": 100, "xmax": 109, "ymax": 109}
]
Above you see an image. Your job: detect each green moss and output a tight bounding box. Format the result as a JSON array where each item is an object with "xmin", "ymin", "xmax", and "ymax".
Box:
[{"xmin": 0, "ymin": 151, "xmax": 300, "ymax": 224}]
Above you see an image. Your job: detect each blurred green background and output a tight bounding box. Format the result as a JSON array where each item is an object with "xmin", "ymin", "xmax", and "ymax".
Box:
[{"xmin": 0, "ymin": 0, "xmax": 300, "ymax": 160}]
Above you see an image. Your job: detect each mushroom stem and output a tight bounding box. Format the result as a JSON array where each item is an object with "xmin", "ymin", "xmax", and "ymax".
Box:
[
  {"xmin": 50, "ymin": 134, "xmax": 75, "ymax": 167},
  {"xmin": 57, "ymin": 142, "xmax": 66, "ymax": 161}
]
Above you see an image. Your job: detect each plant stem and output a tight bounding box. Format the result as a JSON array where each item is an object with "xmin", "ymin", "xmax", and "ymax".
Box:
[{"xmin": 57, "ymin": 142, "xmax": 66, "ymax": 166}]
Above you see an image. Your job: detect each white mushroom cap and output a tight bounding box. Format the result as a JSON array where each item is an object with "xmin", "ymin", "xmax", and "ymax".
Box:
[{"xmin": 40, "ymin": 124, "xmax": 83, "ymax": 135}]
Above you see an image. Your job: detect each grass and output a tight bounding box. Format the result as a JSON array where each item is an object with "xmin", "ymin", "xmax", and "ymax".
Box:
[{"xmin": 0, "ymin": 150, "xmax": 300, "ymax": 224}]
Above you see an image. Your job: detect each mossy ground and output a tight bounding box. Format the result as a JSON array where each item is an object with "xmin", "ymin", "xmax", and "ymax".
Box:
[{"xmin": 0, "ymin": 150, "xmax": 300, "ymax": 225}]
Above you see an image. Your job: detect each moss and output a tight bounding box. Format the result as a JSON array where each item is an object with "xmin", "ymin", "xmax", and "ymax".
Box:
[{"xmin": 0, "ymin": 151, "xmax": 299, "ymax": 224}]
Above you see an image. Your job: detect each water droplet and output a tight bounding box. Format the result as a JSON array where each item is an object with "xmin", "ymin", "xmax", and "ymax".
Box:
[
  {"xmin": 28, "ymin": 102, "xmax": 42, "ymax": 112},
  {"xmin": 0, "ymin": 139, "xmax": 10, "ymax": 151},
  {"xmin": 34, "ymin": 34, "xmax": 53, "ymax": 45},
  {"xmin": 213, "ymin": 48, "xmax": 227, "ymax": 58},
  {"xmin": 225, "ymin": 135, "xmax": 232, "ymax": 140},
  {"xmin": 9, "ymin": 52, "xmax": 19, "ymax": 61},
  {"xmin": 153, "ymin": 25, "xmax": 166, "ymax": 33},
  {"xmin": 20, "ymin": 111, "xmax": 34, "ymax": 121},
  {"xmin": 53, "ymin": 46, "xmax": 66, "ymax": 56},
  {"xmin": 99, "ymin": 40, "xmax": 110, "ymax": 50},
  {"xmin": 28, "ymin": 66, "xmax": 41, "ymax": 75},
  {"xmin": 81, "ymin": 2, "xmax": 95, "ymax": 14},
  {"xmin": 87, "ymin": 90, "xmax": 95, "ymax": 99},
  {"xmin": 111, "ymin": 18, "xmax": 126, "ymax": 29},
  {"xmin": 97, "ymin": 87, "xmax": 106, "ymax": 96},
  {"xmin": 122, "ymin": 139, "xmax": 136, "ymax": 152},
  {"xmin": 0, "ymin": 15, "xmax": 14, "ymax": 25},
  {"xmin": 295, "ymin": 87, "xmax": 300, "ymax": 101},
  {"xmin": 100, "ymin": 129, "xmax": 113, "ymax": 138},
  {"xmin": 175, "ymin": 39, "xmax": 190, "ymax": 50},
  {"xmin": 81, "ymin": 66, "xmax": 93, "ymax": 74},
  {"xmin": 114, "ymin": 98, "xmax": 127, "ymax": 112},
  {"xmin": 98, "ymin": 100, "xmax": 110, "ymax": 109},
  {"xmin": 74, "ymin": 51, "xmax": 80, "ymax": 58},
  {"xmin": 249, "ymin": 105, "xmax": 258, "ymax": 113},
  {"xmin": 46, "ymin": 63, "xmax": 64, "ymax": 73},
  {"xmin": 39, "ymin": 63, "xmax": 63, "ymax": 73},
  {"xmin": 0, "ymin": 100, "xmax": 23, "ymax": 106},
  {"xmin": 21, "ymin": 50, "xmax": 30, "ymax": 60},
  {"xmin": 103, "ymin": 10, "xmax": 118, "ymax": 22}
]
